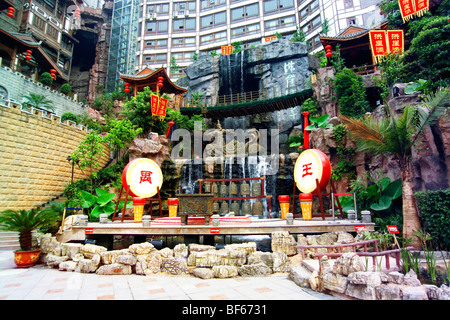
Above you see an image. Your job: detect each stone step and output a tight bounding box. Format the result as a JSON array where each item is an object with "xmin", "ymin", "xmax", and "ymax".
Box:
[{"xmin": 0, "ymin": 231, "xmax": 20, "ymax": 251}]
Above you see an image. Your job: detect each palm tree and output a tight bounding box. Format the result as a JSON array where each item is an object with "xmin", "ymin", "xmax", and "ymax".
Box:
[
  {"xmin": 339, "ymin": 88, "xmax": 449, "ymax": 249},
  {"xmin": 23, "ymin": 93, "xmax": 54, "ymax": 112},
  {"xmin": 0, "ymin": 208, "xmax": 60, "ymax": 251}
]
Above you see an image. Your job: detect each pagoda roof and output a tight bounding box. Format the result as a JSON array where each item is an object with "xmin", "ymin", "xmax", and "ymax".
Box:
[
  {"xmin": 320, "ymin": 21, "xmax": 388, "ymax": 43},
  {"xmin": 119, "ymin": 67, "xmax": 187, "ymax": 96}
]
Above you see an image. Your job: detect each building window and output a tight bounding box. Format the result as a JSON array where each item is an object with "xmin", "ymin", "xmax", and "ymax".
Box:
[
  {"xmin": 302, "ymin": 14, "xmax": 321, "ymax": 34},
  {"xmin": 347, "ymin": 17, "xmax": 356, "ymax": 25},
  {"xmin": 147, "ymin": 3, "xmax": 169, "ymax": 14},
  {"xmin": 201, "ymin": 11, "xmax": 226, "ymax": 29},
  {"xmin": 200, "ymin": 31, "xmax": 227, "ymax": 45},
  {"xmin": 264, "ymin": 0, "xmax": 294, "ymax": 15},
  {"xmin": 144, "ymin": 53, "xmax": 167, "ymax": 64},
  {"xmin": 145, "ymin": 39, "xmax": 168, "ymax": 50},
  {"xmin": 299, "ymin": 0, "xmax": 319, "ymax": 20},
  {"xmin": 173, "ymin": 1, "xmax": 196, "ymax": 12},
  {"xmin": 344, "ymin": 0, "xmax": 354, "ymax": 9},
  {"xmin": 146, "ymin": 20, "xmax": 168, "ymax": 35},
  {"xmin": 172, "ymin": 51, "xmax": 195, "ymax": 63},
  {"xmin": 231, "ymin": 3, "xmax": 259, "ymax": 22},
  {"xmin": 264, "ymin": 15, "xmax": 296, "ymax": 31},
  {"xmin": 172, "ymin": 37, "xmax": 196, "ymax": 48},
  {"xmin": 32, "ymin": 15, "xmax": 46, "ymax": 32},
  {"xmin": 46, "ymin": 24, "xmax": 59, "ymax": 40},
  {"xmin": 173, "ymin": 18, "xmax": 196, "ymax": 32},
  {"xmin": 200, "ymin": 0, "xmax": 226, "ymax": 11},
  {"xmin": 231, "ymin": 23, "xmax": 260, "ymax": 38}
]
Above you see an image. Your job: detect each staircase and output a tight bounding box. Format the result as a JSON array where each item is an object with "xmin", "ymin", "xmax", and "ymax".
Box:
[{"xmin": 0, "ymin": 231, "xmax": 20, "ymax": 251}]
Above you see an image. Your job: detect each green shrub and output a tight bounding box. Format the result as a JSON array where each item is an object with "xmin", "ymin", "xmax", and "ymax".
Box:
[
  {"xmin": 61, "ymin": 112, "xmax": 79, "ymax": 124},
  {"xmin": 39, "ymin": 72, "xmax": 53, "ymax": 86},
  {"xmin": 334, "ymin": 68, "xmax": 370, "ymax": 117},
  {"xmin": 415, "ymin": 189, "xmax": 450, "ymax": 250},
  {"xmin": 60, "ymin": 83, "xmax": 72, "ymax": 94}
]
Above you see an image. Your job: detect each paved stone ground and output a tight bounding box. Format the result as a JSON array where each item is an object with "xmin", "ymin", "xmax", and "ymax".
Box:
[{"xmin": 0, "ymin": 250, "xmax": 345, "ymax": 301}]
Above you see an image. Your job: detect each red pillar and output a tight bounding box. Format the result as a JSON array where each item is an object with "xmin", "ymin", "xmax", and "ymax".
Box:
[{"xmin": 302, "ymin": 111, "xmax": 309, "ymax": 149}]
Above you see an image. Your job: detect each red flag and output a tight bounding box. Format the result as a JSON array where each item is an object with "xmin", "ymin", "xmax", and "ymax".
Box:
[
  {"xmin": 369, "ymin": 30, "xmax": 388, "ymax": 62},
  {"xmin": 398, "ymin": 0, "xmax": 416, "ymax": 22},
  {"xmin": 151, "ymin": 94, "xmax": 159, "ymax": 115},
  {"xmin": 387, "ymin": 30, "xmax": 404, "ymax": 54}
]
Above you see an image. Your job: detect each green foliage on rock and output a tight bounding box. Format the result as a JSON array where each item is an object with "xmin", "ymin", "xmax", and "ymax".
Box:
[{"xmin": 334, "ymin": 68, "xmax": 370, "ymax": 117}]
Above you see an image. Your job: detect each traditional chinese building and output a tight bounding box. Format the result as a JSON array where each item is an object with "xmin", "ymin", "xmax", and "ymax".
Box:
[
  {"xmin": 119, "ymin": 67, "xmax": 187, "ymax": 97},
  {"xmin": 319, "ymin": 22, "xmax": 388, "ymax": 75}
]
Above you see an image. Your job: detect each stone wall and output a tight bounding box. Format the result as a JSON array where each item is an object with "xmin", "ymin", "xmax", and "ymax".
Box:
[
  {"xmin": 0, "ymin": 67, "xmax": 87, "ymax": 116},
  {"xmin": 0, "ymin": 103, "xmax": 111, "ymax": 211}
]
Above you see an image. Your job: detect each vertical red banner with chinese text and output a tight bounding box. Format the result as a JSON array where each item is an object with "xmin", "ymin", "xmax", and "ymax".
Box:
[
  {"xmin": 157, "ymin": 97, "xmax": 168, "ymax": 118},
  {"xmin": 398, "ymin": 0, "xmax": 416, "ymax": 22},
  {"xmin": 387, "ymin": 30, "xmax": 404, "ymax": 54},
  {"xmin": 221, "ymin": 46, "xmax": 233, "ymax": 55},
  {"xmin": 414, "ymin": 0, "xmax": 429, "ymax": 16},
  {"xmin": 369, "ymin": 30, "xmax": 388, "ymax": 63},
  {"xmin": 151, "ymin": 94, "xmax": 159, "ymax": 116}
]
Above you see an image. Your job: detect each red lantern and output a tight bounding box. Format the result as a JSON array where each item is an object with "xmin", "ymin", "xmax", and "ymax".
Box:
[
  {"xmin": 166, "ymin": 120, "xmax": 175, "ymax": 138},
  {"xmin": 325, "ymin": 45, "xmax": 332, "ymax": 59},
  {"xmin": 75, "ymin": 8, "xmax": 81, "ymax": 18},
  {"xmin": 50, "ymin": 69, "xmax": 57, "ymax": 80},
  {"xmin": 124, "ymin": 82, "xmax": 130, "ymax": 93},
  {"xmin": 7, "ymin": 7, "xmax": 15, "ymax": 18},
  {"xmin": 25, "ymin": 50, "xmax": 32, "ymax": 61}
]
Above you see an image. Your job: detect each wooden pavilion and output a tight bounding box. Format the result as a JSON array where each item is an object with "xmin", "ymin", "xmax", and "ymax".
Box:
[
  {"xmin": 320, "ymin": 22, "xmax": 388, "ymax": 75},
  {"xmin": 119, "ymin": 67, "xmax": 187, "ymax": 97}
]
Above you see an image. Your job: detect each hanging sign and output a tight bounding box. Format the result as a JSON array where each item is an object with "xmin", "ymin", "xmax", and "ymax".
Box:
[
  {"xmin": 414, "ymin": 0, "xmax": 429, "ymax": 16},
  {"xmin": 157, "ymin": 97, "xmax": 168, "ymax": 118},
  {"xmin": 398, "ymin": 0, "xmax": 416, "ymax": 22},
  {"xmin": 221, "ymin": 46, "xmax": 233, "ymax": 55},
  {"xmin": 151, "ymin": 94, "xmax": 159, "ymax": 115},
  {"xmin": 265, "ymin": 36, "xmax": 277, "ymax": 42},
  {"xmin": 387, "ymin": 30, "xmax": 404, "ymax": 54},
  {"xmin": 387, "ymin": 225, "xmax": 400, "ymax": 234},
  {"xmin": 122, "ymin": 158, "xmax": 163, "ymax": 198},
  {"xmin": 369, "ymin": 30, "xmax": 388, "ymax": 62},
  {"xmin": 293, "ymin": 149, "xmax": 331, "ymax": 193}
]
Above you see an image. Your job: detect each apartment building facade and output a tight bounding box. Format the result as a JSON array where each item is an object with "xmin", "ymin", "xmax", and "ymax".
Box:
[{"xmin": 106, "ymin": 0, "xmax": 383, "ymax": 87}]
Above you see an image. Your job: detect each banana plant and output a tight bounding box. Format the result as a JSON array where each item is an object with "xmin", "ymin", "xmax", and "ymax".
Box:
[
  {"xmin": 80, "ymin": 188, "xmax": 132, "ymax": 219},
  {"xmin": 305, "ymin": 114, "xmax": 334, "ymax": 131},
  {"xmin": 370, "ymin": 178, "xmax": 402, "ymax": 211}
]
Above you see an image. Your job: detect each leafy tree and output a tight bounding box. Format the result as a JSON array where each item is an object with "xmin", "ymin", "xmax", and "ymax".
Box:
[
  {"xmin": 71, "ymin": 131, "xmax": 106, "ymax": 192},
  {"xmin": 103, "ymin": 118, "xmax": 143, "ymax": 153},
  {"xmin": 61, "ymin": 112, "xmax": 79, "ymax": 124},
  {"xmin": 401, "ymin": 15, "xmax": 450, "ymax": 91},
  {"xmin": 291, "ymin": 27, "xmax": 306, "ymax": 42},
  {"xmin": 321, "ymin": 18, "xmax": 330, "ymax": 35},
  {"xmin": 334, "ymin": 68, "xmax": 370, "ymax": 117},
  {"xmin": 170, "ymin": 56, "xmax": 179, "ymax": 76},
  {"xmin": 23, "ymin": 93, "xmax": 54, "ymax": 112},
  {"xmin": 340, "ymin": 88, "xmax": 450, "ymax": 249}
]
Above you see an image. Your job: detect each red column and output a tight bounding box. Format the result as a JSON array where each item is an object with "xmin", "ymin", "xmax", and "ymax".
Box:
[{"xmin": 302, "ymin": 111, "xmax": 309, "ymax": 149}]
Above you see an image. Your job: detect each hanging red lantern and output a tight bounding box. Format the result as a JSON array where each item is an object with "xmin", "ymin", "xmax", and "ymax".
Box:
[
  {"xmin": 7, "ymin": 7, "xmax": 15, "ymax": 18},
  {"xmin": 124, "ymin": 82, "xmax": 130, "ymax": 93},
  {"xmin": 50, "ymin": 69, "xmax": 57, "ymax": 80},
  {"xmin": 157, "ymin": 77, "xmax": 163, "ymax": 88},
  {"xmin": 166, "ymin": 120, "xmax": 175, "ymax": 138},
  {"xmin": 325, "ymin": 45, "xmax": 332, "ymax": 59},
  {"xmin": 75, "ymin": 8, "xmax": 81, "ymax": 18},
  {"xmin": 25, "ymin": 50, "xmax": 32, "ymax": 61}
]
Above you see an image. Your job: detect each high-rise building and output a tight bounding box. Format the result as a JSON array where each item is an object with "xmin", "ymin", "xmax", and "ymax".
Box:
[
  {"xmin": 106, "ymin": 0, "xmax": 139, "ymax": 90},
  {"xmin": 122, "ymin": 0, "xmax": 384, "ymax": 82}
]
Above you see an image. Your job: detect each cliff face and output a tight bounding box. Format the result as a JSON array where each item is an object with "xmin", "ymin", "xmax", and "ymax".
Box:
[{"xmin": 311, "ymin": 68, "xmax": 450, "ymax": 192}]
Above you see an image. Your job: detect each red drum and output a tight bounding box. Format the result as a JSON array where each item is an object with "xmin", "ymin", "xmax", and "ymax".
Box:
[
  {"xmin": 294, "ymin": 149, "xmax": 331, "ymax": 193},
  {"xmin": 122, "ymin": 158, "xmax": 163, "ymax": 198}
]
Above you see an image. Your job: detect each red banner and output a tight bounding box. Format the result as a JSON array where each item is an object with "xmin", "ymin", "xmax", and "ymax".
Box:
[
  {"xmin": 414, "ymin": 0, "xmax": 429, "ymax": 16},
  {"xmin": 369, "ymin": 30, "xmax": 388, "ymax": 62},
  {"xmin": 398, "ymin": 0, "xmax": 416, "ymax": 22},
  {"xmin": 387, "ymin": 30, "xmax": 404, "ymax": 54},
  {"xmin": 221, "ymin": 45, "xmax": 233, "ymax": 55},
  {"xmin": 151, "ymin": 94, "xmax": 159, "ymax": 115},
  {"xmin": 157, "ymin": 97, "xmax": 168, "ymax": 118},
  {"xmin": 265, "ymin": 36, "xmax": 277, "ymax": 43}
]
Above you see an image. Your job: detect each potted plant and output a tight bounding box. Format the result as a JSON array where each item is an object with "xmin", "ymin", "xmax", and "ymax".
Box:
[{"xmin": 0, "ymin": 208, "xmax": 59, "ymax": 268}]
